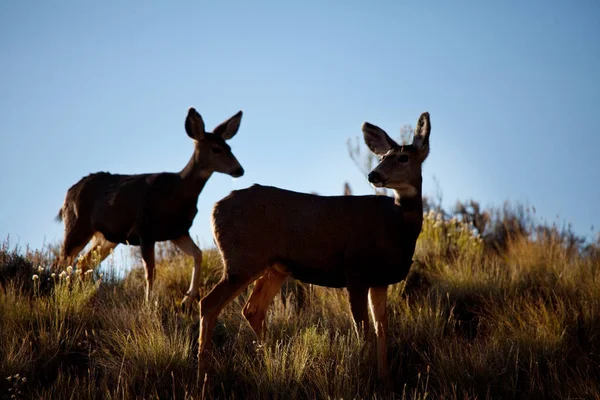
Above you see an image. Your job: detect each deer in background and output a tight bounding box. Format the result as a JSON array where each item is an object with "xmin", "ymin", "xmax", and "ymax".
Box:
[
  {"xmin": 55, "ymin": 108, "xmax": 244, "ymax": 305},
  {"xmin": 198, "ymin": 112, "xmax": 431, "ymax": 379}
]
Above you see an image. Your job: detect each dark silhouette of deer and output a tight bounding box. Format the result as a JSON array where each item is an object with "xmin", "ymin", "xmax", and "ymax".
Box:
[
  {"xmin": 198, "ymin": 112, "xmax": 431, "ymax": 379},
  {"xmin": 56, "ymin": 108, "xmax": 244, "ymax": 304}
]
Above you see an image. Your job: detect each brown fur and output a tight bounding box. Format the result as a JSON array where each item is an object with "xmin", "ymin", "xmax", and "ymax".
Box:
[
  {"xmin": 199, "ymin": 112, "xmax": 432, "ymax": 380},
  {"xmin": 56, "ymin": 108, "xmax": 245, "ymax": 303},
  {"xmin": 212, "ymin": 186, "xmax": 421, "ymax": 287}
]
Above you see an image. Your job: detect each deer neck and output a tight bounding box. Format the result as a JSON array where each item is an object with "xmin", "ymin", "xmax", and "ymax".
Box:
[
  {"xmin": 393, "ymin": 188, "xmax": 424, "ymax": 238},
  {"xmin": 179, "ymin": 155, "xmax": 213, "ymax": 200}
]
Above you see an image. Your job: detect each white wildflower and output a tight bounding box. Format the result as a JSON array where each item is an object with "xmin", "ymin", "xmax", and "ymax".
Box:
[
  {"xmin": 38, "ymin": 265, "xmax": 44, "ymax": 273},
  {"xmin": 66, "ymin": 266, "xmax": 73, "ymax": 274},
  {"xmin": 59, "ymin": 271, "xmax": 67, "ymax": 279},
  {"xmin": 51, "ymin": 273, "xmax": 56, "ymax": 278},
  {"xmin": 32, "ymin": 275, "xmax": 39, "ymax": 281}
]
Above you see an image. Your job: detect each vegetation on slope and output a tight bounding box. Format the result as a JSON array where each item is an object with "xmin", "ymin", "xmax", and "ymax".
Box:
[{"xmin": 1, "ymin": 207, "xmax": 599, "ymax": 399}]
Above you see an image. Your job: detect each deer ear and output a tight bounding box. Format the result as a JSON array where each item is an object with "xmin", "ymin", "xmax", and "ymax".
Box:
[
  {"xmin": 213, "ymin": 110, "xmax": 243, "ymax": 140},
  {"xmin": 185, "ymin": 108, "xmax": 206, "ymax": 140},
  {"xmin": 362, "ymin": 122, "xmax": 398, "ymax": 156},
  {"xmin": 413, "ymin": 112, "xmax": 430, "ymax": 159}
]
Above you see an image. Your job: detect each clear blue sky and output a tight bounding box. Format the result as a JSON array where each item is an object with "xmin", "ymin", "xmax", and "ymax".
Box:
[{"xmin": 1, "ymin": 1, "xmax": 599, "ymax": 255}]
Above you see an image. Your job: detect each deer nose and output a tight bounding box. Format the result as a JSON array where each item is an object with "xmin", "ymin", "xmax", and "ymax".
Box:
[
  {"xmin": 232, "ymin": 167, "xmax": 245, "ymax": 178},
  {"xmin": 368, "ymin": 171, "xmax": 384, "ymax": 184}
]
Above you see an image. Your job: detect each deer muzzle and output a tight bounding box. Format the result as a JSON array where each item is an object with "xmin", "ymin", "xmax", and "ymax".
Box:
[
  {"xmin": 231, "ymin": 167, "xmax": 245, "ymax": 178},
  {"xmin": 368, "ymin": 171, "xmax": 385, "ymax": 186}
]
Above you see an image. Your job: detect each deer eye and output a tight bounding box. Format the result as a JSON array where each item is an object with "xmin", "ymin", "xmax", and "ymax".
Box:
[
  {"xmin": 211, "ymin": 147, "xmax": 224, "ymax": 154},
  {"xmin": 397, "ymin": 154, "xmax": 409, "ymax": 163}
]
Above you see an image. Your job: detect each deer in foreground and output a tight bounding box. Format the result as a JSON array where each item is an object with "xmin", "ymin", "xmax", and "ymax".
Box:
[
  {"xmin": 198, "ymin": 112, "xmax": 431, "ymax": 379},
  {"xmin": 56, "ymin": 108, "xmax": 244, "ymax": 304}
]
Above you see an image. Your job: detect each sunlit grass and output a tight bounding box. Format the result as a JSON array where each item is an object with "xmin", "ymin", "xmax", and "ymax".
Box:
[{"xmin": 1, "ymin": 212, "xmax": 600, "ymax": 398}]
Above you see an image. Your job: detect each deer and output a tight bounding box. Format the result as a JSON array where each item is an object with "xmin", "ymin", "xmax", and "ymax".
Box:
[
  {"xmin": 55, "ymin": 107, "xmax": 244, "ymax": 305},
  {"xmin": 197, "ymin": 112, "xmax": 431, "ymax": 379}
]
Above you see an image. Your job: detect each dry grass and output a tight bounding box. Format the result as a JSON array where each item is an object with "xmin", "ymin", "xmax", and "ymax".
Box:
[{"xmin": 1, "ymin": 213, "xmax": 599, "ymax": 399}]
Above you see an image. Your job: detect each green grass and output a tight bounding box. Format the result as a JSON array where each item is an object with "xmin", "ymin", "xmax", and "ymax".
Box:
[{"xmin": 1, "ymin": 213, "xmax": 599, "ymax": 399}]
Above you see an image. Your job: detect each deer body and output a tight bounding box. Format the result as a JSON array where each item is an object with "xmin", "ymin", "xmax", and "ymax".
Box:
[
  {"xmin": 56, "ymin": 108, "xmax": 244, "ymax": 304},
  {"xmin": 212, "ymin": 185, "xmax": 421, "ymax": 288},
  {"xmin": 199, "ymin": 112, "xmax": 431, "ymax": 380},
  {"xmin": 61, "ymin": 171, "xmax": 206, "ymax": 245}
]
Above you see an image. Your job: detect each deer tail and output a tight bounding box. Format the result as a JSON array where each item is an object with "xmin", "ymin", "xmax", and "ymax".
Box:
[{"xmin": 55, "ymin": 208, "xmax": 63, "ymax": 222}]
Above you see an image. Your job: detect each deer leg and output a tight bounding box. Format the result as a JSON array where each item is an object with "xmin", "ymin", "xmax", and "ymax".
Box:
[
  {"xmin": 347, "ymin": 285, "xmax": 370, "ymax": 337},
  {"xmin": 77, "ymin": 233, "xmax": 118, "ymax": 276},
  {"xmin": 172, "ymin": 234, "xmax": 203, "ymax": 308},
  {"xmin": 140, "ymin": 241, "xmax": 156, "ymax": 303},
  {"xmin": 369, "ymin": 286, "xmax": 389, "ymax": 380},
  {"xmin": 198, "ymin": 273, "xmax": 259, "ymax": 357},
  {"xmin": 242, "ymin": 267, "xmax": 289, "ymax": 340}
]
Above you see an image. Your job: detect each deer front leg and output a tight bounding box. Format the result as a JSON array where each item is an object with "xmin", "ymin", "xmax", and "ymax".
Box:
[
  {"xmin": 369, "ymin": 286, "xmax": 389, "ymax": 380},
  {"xmin": 140, "ymin": 241, "xmax": 156, "ymax": 303},
  {"xmin": 172, "ymin": 234, "xmax": 203, "ymax": 308},
  {"xmin": 347, "ymin": 284, "xmax": 370, "ymax": 337}
]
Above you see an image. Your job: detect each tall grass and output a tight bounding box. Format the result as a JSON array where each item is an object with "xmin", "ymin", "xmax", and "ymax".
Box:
[{"xmin": 1, "ymin": 211, "xmax": 599, "ymax": 399}]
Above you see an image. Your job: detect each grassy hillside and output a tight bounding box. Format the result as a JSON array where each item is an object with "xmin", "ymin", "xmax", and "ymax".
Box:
[{"xmin": 1, "ymin": 212, "xmax": 599, "ymax": 399}]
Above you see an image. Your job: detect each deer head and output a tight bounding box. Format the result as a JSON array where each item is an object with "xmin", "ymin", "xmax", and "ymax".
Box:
[
  {"xmin": 185, "ymin": 108, "xmax": 245, "ymax": 178},
  {"xmin": 363, "ymin": 112, "xmax": 431, "ymax": 198}
]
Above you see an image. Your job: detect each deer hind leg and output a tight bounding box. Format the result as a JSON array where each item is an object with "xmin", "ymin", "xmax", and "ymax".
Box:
[
  {"xmin": 368, "ymin": 286, "xmax": 389, "ymax": 380},
  {"xmin": 198, "ymin": 271, "xmax": 260, "ymax": 357},
  {"xmin": 140, "ymin": 241, "xmax": 156, "ymax": 303},
  {"xmin": 77, "ymin": 233, "xmax": 118, "ymax": 276},
  {"xmin": 242, "ymin": 266, "xmax": 289, "ymax": 340},
  {"xmin": 172, "ymin": 234, "xmax": 203, "ymax": 308},
  {"xmin": 58, "ymin": 217, "xmax": 94, "ymax": 270}
]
